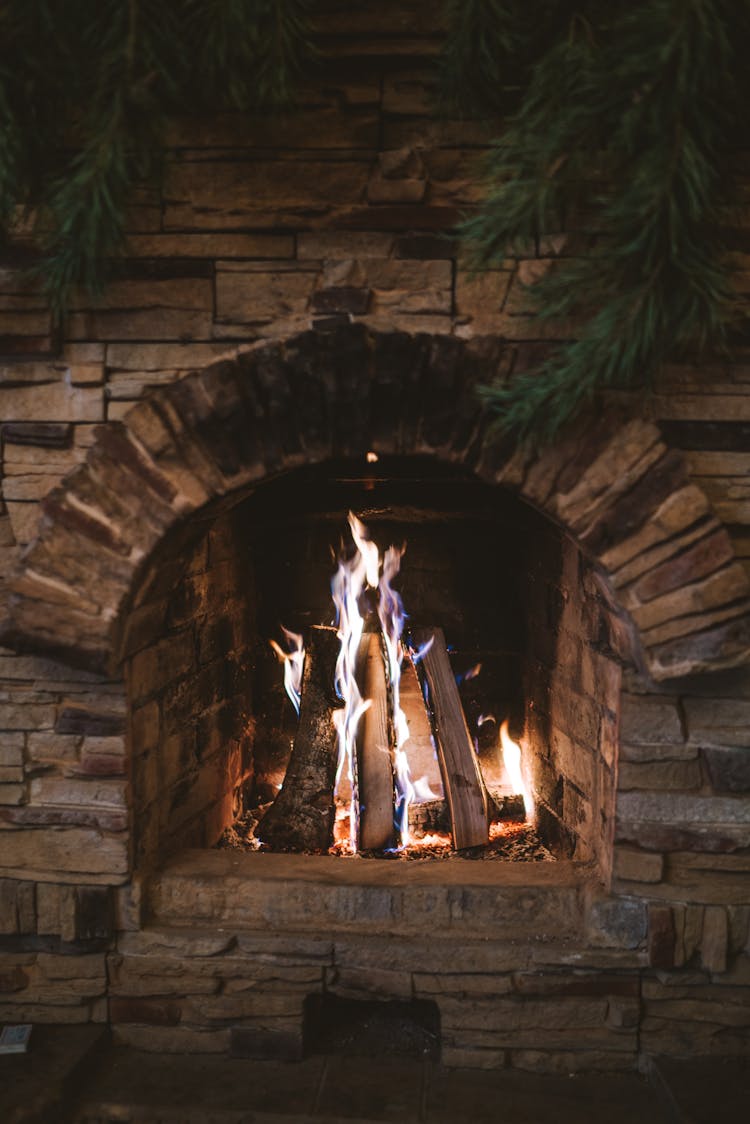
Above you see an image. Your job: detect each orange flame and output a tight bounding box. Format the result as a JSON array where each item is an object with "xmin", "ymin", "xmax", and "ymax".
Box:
[{"xmin": 500, "ymin": 720, "xmax": 534, "ymax": 820}]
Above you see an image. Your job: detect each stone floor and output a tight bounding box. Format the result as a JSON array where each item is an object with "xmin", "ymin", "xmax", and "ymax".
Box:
[{"xmin": 2, "ymin": 1027, "xmax": 748, "ymax": 1123}]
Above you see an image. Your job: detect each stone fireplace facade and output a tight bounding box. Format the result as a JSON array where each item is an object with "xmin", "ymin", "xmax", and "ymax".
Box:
[{"xmin": 1, "ymin": 3, "xmax": 749, "ymax": 1071}]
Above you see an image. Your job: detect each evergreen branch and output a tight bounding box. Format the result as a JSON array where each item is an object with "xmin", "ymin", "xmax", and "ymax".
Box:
[
  {"xmin": 467, "ymin": 0, "xmax": 746, "ymax": 445},
  {"xmin": 0, "ymin": 0, "xmax": 314, "ymax": 314},
  {"xmin": 183, "ymin": 0, "xmax": 313, "ymax": 110}
]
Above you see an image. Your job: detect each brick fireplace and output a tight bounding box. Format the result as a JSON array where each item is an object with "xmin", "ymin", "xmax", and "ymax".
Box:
[{"xmin": 1, "ymin": 2, "xmax": 749, "ymax": 1073}]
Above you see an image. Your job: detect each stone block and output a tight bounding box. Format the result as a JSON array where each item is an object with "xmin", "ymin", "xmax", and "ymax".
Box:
[
  {"xmin": 297, "ymin": 232, "xmax": 394, "ymax": 259},
  {"xmin": 0, "ymin": 733, "xmax": 24, "ymax": 767},
  {"xmin": 27, "ymin": 732, "xmax": 80, "ymax": 762},
  {"xmin": 587, "ymin": 897, "xmax": 648, "ymax": 950},
  {"xmin": 367, "ymin": 174, "xmax": 426, "ymax": 204},
  {"xmin": 619, "ymin": 741, "xmax": 698, "ymax": 764},
  {"xmin": 125, "ymin": 232, "xmax": 295, "ymax": 259},
  {"xmin": 128, "ymin": 631, "xmax": 195, "ymax": 703},
  {"xmin": 0, "ymin": 382, "xmax": 103, "ymax": 423},
  {"xmin": 701, "ymin": 906, "xmax": 729, "ymax": 973},
  {"xmin": 617, "ymin": 759, "xmax": 702, "ymax": 792},
  {"xmin": 1, "ymin": 422, "xmax": 73, "ymax": 447},
  {"xmin": 3, "ymin": 500, "xmax": 40, "ymax": 544},
  {"xmin": 0, "ymin": 879, "xmax": 19, "ymax": 934},
  {"xmin": 702, "ymin": 746, "xmax": 750, "ymax": 792},
  {"xmin": 649, "ymin": 614, "xmax": 750, "ymax": 681},
  {"xmin": 631, "ymin": 528, "xmax": 734, "ymax": 603},
  {"xmin": 55, "ymin": 703, "xmax": 125, "ymax": 738},
  {"xmin": 414, "ymin": 972, "xmax": 514, "ymax": 997},
  {"xmin": 619, "ymin": 694, "xmax": 684, "ymax": 746},
  {"xmin": 325, "ymin": 964, "xmax": 412, "ymax": 1000},
  {"xmin": 29, "ymin": 775, "xmax": 127, "ymax": 809},
  {"xmin": 454, "ymin": 269, "xmax": 513, "ymax": 330},
  {"xmin": 617, "ymin": 791, "xmax": 750, "ymax": 826},
  {"xmin": 0, "ymin": 702, "xmax": 56, "ymax": 730},
  {"xmin": 648, "ymin": 905, "xmax": 676, "ymax": 969},
  {"xmin": 37, "ymin": 882, "xmax": 77, "ymax": 940},
  {"xmin": 67, "ymin": 278, "xmax": 214, "ymax": 341},
  {"xmin": 214, "ymin": 266, "xmax": 317, "ymax": 326},
  {"xmin": 0, "ymin": 784, "xmax": 25, "ymax": 804},
  {"xmin": 16, "ymin": 881, "xmax": 36, "ymax": 933},
  {"xmin": 685, "ymin": 697, "xmax": 750, "ymax": 748},
  {"xmin": 616, "ymin": 819, "xmax": 748, "ymax": 855},
  {"xmin": 364, "ymin": 259, "xmax": 452, "ymax": 315},
  {"xmin": 633, "ymin": 564, "xmax": 750, "ymax": 636},
  {"xmin": 0, "ymin": 826, "xmax": 129, "ymax": 880},
  {"xmin": 613, "ymin": 847, "xmax": 664, "ymax": 884},
  {"xmin": 164, "ymin": 159, "xmax": 369, "ymax": 230}
]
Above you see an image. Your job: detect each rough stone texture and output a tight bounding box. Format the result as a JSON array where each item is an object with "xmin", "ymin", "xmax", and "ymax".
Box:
[
  {"xmin": 0, "ymin": 0, "xmax": 748, "ymax": 1070},
  {"xmin": 2, "ymin": 328, "xmax": 745, "ymax": 685}
]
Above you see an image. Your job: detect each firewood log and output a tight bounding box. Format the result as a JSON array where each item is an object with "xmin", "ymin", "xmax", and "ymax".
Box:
[
  {"xmin": 355, "ymin": 632, "xmax": 396, "ymax": 851},
  {"xmin": 257, "ymin": 625, "xmax": 340, "ymax": 852},
  {"xmin": 411, "ymin": 627, "xmax": 489, "ymax": 850}
]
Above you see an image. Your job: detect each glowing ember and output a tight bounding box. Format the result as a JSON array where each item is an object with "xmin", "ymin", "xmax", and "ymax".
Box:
[
  {"xmin": 500, "ymin": 719, "xmax": 535, "ymax": 820},
  {"xmin": 269, "ymin": 627, "xmax": 305, "ymax": 716}
]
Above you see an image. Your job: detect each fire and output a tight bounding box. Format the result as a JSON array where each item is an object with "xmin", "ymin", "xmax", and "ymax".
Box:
[
  {"xmin": 329, "ymin": 513, "xmax": 415, "ymax": 853},
  {"xmin": 499, "ymin": 719, "xmax": 534, "ymax": 820},
  {"xmin": 269, "ymin": 627, "xmax": 305, "ymax": 715},
  {"xmin": 269, "ymin": 513, "xmax": 537, "ymax": 858},
  {"xmin": 378, "ymin": 544, "xmax": 413, "ymax": 845},
  {"xmin": 331, "ymin": 513, "xmax": 374, "ymax": 853}
]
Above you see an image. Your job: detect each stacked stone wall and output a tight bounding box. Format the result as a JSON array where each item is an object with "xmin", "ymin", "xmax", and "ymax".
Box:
[{"xmin": 0, "ymin": 0, "xmax": 748, "ymax": 1068}]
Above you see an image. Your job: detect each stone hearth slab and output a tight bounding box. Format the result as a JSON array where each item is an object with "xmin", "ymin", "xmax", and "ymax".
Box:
[{"xmin": 147, "ymin": 850, "xmax": 586, "ymax": 940}]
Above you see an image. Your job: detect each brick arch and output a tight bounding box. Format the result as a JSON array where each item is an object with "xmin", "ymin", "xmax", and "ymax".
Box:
[{"xmin": 2, "ymin": 323, "xmax": 749, "ymax": 680}]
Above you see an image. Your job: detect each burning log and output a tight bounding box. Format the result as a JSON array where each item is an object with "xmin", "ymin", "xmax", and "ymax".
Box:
[
  {"xmin": 400, "ymin": 654, "xmax": 444, "ymax": 801},
  {"xmin": 257, "ymin": 625, "xmax": 341, "ymax": 852},
  {"xmin": 411, "ymin": 627, "xmax": 489, "ymax": 850},
  {"xmin": 355, "ymin": 632, "xmax": 396, "ymax": 851}
]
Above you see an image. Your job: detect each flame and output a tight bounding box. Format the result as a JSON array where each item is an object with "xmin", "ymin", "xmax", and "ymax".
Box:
[
  {"xmin": 331, "ymin": 514, "xmax": 376, "ymax": 853},
  {"xmin": 270, "ymin": 626, "xmax": 305, "ymax": 716},
  {"xmin": 500, "ymin": 720, "xmax": 535, "ymax": 820},
  {"xmin": 329, "ymin": 514, "xmax": 415, "ymax": 853},
  {"xmin": 378, "ymin": 543, "xmax": 413, "ymax": 846},
  {"xmin": 412, "ymin": 775, "xmax": 440, "ymax": 802},
  {"xmin": 348, "ymin": 512, "xmax": 380, "ymax": 590},
  {"xmin": 366, "ymin": 450, "xmax": 379, "ymax": 464}
]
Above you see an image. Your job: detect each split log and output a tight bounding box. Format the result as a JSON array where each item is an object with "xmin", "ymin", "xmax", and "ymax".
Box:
[
  {"xmin": 257, "ymin": 625, "xmax": 340, "ymax": 852},
  {"xmin": 400, "ymin": 654, "xmax": 444, "ymax": 801},
  {"xmin": 411, "ymin": 627, "xmax": 489, "ymax": 851},
  {"xmin": 355, "ymin": 632, "xmax": 395, "ymax": 851}
]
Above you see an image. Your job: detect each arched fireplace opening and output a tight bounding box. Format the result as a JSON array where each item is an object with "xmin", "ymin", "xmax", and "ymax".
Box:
[{"xmin": 122, "ymin": 453, "xmax": 622, "ymax": 880}]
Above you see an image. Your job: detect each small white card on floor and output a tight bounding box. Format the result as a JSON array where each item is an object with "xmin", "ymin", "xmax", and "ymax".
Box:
[{"xmin": 0, "ymin": 1024, "xmax": 32, "ymax": 1054}]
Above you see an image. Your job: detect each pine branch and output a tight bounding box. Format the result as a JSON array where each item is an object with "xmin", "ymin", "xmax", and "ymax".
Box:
[
  {"xmin": 462, "ymin": 0, "xmax": 747, "ymax": 445},
  {"xmin": 0, "ymin": 0, "xmax": 314, "ymax": 316}
]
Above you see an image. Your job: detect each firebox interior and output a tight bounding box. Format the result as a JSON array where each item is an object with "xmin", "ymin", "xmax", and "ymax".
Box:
[{"xmin": 125, "ymin": 456, "xmax": 620, "ymax": 878}]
